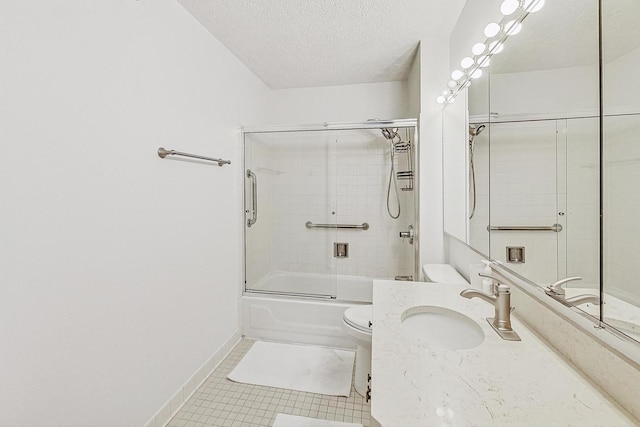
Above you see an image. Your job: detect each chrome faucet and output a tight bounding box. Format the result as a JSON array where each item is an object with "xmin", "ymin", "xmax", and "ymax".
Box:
[
  {"xmin": 545, "ymin": 276, "xmax": 600, "ymax": 307},
  {"xmin": 565, "ymin": 294, "xmax": 600, "ymax": 306},
  {"xmin": 545, "ymin": 276, "xmax": 582, "ymax": 298},
  {"xmin": 460, "ymin": 273, "xmax": 521, "ymax": 341}
]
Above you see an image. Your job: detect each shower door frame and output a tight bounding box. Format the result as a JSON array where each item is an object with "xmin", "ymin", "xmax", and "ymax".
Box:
[{"xmin": 241, "ymin": 119, "xmax": 420, "ymax": 299}]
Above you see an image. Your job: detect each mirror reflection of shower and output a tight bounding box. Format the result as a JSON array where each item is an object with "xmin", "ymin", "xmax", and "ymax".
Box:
[
  {"xmin": 468, "ymin": 123, "xmax": 486, "ymax": 220},
  {"xmin": 380, "ymin": 127, "xmax": 414, "ymax": 219}
]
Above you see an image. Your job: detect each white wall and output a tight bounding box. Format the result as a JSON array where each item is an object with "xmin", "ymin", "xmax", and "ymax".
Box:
[
  {"xmin": 418, "ymin": 39, "xmax": 450, "ymax": 268},
  {"xmin": 442, "ymin": 90, "xmax": 469, "ymax": 243},
  {"xmin": 487, "ymin": 120, "xmax": 560, "ymax": 285},
  {"xmin": 268, "ymin": 81, "xmax": 410, "ymax": 124},
  {"xmin": 407, "ymin": 50, "xmax": 421, "ymax": 118},
  {"xmin": 449, "ymin": 0, "xmax": 502, "ymax": 73},
  {"xmin": 487, "ymin": 65, "xmax": 599, "ymax": 119},
  {"xmin": 604, "ymin": 45, "xmax": 640, "ymax": 114},
  {"xmin": 0, "ymin": 1, "xmax": 271, "ymax": 425}
]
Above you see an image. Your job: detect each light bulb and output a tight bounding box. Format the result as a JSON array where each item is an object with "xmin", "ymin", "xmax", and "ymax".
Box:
[
  {"xmin": 505, "ymin": 20, "xmax": 522, "ymax": 35},
  {"xmin": 489, "ymin": 41, "xmax": 504, "ymax": 54},
  {"xmin": 484, "ymin": 23, "xmax": 501, "ymax": 38},
  {"xmin": 472, "ymin": 43, "xmax": 486, "ymax": 56},
  {"xmin": 460, "ymin": 57, "xmax": 474, "ymax": 69},
  {"xmin": 442, "ymin": 90, "xmax": 449, "ymax": 96},
  {"xmin": 451, "ymin": 70, "xmax": 464, "ymax": 80},
  {"xmin": 524, "ymin": 0, "xmax": 545, "ymax": 12},
  {"xmin": 470, "ymin": 69, "xmax": 483, "ymax": 79},
  {"xmin": 477, "ymin": 56, "xmax": 491, "ymax": 67},
  {"xmin": 500, "ymin": 0, "xmax": 519, "ymax": 16},
  {"xmin": 436, "ymin": 96, "xmax": 445, "ymax": 104},
  {"xmin": 447, "ymin": 80, "xmax": 458, "ymax": 89}
]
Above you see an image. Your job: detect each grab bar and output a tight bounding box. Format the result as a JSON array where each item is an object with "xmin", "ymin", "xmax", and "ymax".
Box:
[
  {"xmin": 487, "ymin": 223, "xmax": 563, "ymax": 232},
  {"xmin": 246, "ymin": 169, "xmax": 257, "ymax": 227},
  {"xmin": 157, "ymin": 147, "xmax": 230, "ymax": 166},
  {"xmin": 305, "ymin": 221, "xmax": 369, "ymax": 230}
]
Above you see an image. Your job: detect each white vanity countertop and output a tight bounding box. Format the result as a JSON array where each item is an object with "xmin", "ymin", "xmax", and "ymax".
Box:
[{"xmin": 371, "ymin": 280, "xmax": 638, "ymax": 427}]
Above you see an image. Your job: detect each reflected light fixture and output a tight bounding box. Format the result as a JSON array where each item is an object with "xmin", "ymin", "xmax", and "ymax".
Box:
[
  {"xmin": 489, "ymin": 41, "xmax": 504, "ymax": 54},
  {"xmin": 477, "ymin": 56, "xmax": 491, "ymax": 67},
  {"xmin": 436, "ymin": 0, "xmax": 543, "ymax": 104},
  {"xmin": 505, "ymin": 20, "xmax": 522, "ymax": 35},
  {"xmin": 484, "ymin": 23, "xmax": 501, "ymax": 38},
  {"xmin": 472, "ymin": 43, "xmax": 486, "ymax": 56},
  {"xmin": 461, "ymin": 57, "xmax": 474, "ymax": 69}
]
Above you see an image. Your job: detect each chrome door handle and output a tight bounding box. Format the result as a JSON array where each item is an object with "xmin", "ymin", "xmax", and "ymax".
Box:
[{"xmin": 246, "ymin": 169, "xmax": 257, "ymax": 227}]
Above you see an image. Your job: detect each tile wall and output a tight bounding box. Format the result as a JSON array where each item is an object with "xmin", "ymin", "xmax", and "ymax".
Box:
[
  {"xmin": 468, "ymin": 118, "xmax": 600, "ymax": 287},
  {"xmin": 244, "ymin": 128, "xmax": 415, "ymax": 293},
  {"xmin": 488, "ymin": 120, "xmax": 561, "ymax": 285}
]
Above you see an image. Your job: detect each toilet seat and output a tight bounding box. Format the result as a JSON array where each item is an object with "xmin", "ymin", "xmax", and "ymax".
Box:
[{"xmin": 343, "ymin": 305, "xmax": 372, "ymax": 334}]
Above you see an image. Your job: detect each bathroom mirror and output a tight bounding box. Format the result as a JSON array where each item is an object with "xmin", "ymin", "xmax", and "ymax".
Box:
[
  {"xmin": 485, "ymin": 0, "xmax": 600, "ymax": 293},
  {"xmin": 602, "ymin": 0, "xmax": 640, "ymax": 341},
  {"xmin": 444, "ymin": 0, "xmax": 640, "ymax": 343}
]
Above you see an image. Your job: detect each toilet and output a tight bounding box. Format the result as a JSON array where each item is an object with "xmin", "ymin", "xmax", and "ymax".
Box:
[{"xmin": 342, "ymin": 264, "xmax": 469, "ymax": 397}]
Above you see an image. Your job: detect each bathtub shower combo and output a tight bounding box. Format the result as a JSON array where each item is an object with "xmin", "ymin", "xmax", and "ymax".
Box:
[{"xmin": 242, "ymin": 120, "xmax": 418, "ymax": 352}]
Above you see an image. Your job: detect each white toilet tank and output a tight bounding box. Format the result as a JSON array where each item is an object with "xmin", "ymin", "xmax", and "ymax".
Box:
[{"xmin": 422, "ymin": 264, "xmax": 468, "ymax": 285}]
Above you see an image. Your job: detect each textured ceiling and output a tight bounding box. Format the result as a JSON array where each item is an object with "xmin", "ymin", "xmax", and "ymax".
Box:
[
  {"xmin": 178, "ymin": 0, "xmax": 466, "ymax": 89},
  {"xmin": 491, "ymin": 0, "xmax": 640, "ymax": 74}
]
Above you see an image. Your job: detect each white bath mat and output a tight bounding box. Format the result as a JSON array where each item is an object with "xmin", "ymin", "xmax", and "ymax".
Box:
[
  {"xmin": 228, "ymin": 341, "xmax": 355, "ymax": 397},
  {"xmin": 272, "ymin": 414, "xmax": 363, "ymax": 427}
]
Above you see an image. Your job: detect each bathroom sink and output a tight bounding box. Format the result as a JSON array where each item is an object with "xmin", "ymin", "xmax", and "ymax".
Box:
[{"xmin": 400, "ymin": 305, "xmax": 484, "ymax": 350}]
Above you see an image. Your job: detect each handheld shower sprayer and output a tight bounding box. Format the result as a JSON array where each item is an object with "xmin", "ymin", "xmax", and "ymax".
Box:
[
  {"xmin": 469, "ymin": 124, "xmax": 486, "ymax": 144},
  {"xmin": 468, "ymin": 123, "xmax": 486, "ymax": 220}
]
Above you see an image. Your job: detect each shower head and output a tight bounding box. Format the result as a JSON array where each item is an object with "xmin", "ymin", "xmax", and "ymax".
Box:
[
  {"xmin": 469, "ymin": 124, "xmax": 486, "ymax": 137},
  {"xmin": 469, "ymin": 124, "xmax": 486, "ymax": 144},
  {"xmin": 381, "ymin": 127, "xmax": 399, "ymax": 141}
]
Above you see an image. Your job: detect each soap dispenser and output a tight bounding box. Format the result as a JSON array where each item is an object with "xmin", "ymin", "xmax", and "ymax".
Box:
[{"xmin": 480, "ymin": 260, "xmax": 495, "ymax": 294}]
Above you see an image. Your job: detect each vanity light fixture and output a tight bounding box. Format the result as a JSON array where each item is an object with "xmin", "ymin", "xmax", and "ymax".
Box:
[
  {"xmin": 451, "ymin": 70, "xmax": 464, "ymax": 80},
  {"xmin": 484, "ymin": 23, "xmax": 501, "ymax": 38},
  {"xmin": 477, "ymin": 56, "xmax": 491, "ymax": 67},
  {"xmin": 500, "ymin": 0, "xmax": 520, "ymax": 16},
  {"xmin": 461, "ymin": 57, "xmax": 474, "ymax": 69},
  {"xmin": 436, "ymin": 0, "xmax": 545, "ymax": 105},
  {"xmin": 472, "ymin": 43, "xmax": 487, "ymax": 55}
]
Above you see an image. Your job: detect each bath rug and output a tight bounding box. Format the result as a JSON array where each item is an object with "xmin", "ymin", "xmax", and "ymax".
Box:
[
  {"xmin": 228, "ymin": 341, "xmax": 355, "ymax": 397},
  {"xmin": 272, "ymin": 414, "xmax": 363, "ymax": 427}
]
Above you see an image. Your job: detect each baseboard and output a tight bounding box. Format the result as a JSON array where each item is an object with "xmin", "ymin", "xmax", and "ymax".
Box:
[{"xmin": 144, "ymin": 329, "xmax": 242, "ymax": 427}]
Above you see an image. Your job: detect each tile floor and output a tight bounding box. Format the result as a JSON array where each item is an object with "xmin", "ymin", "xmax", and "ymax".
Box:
[{"xmin": 167, "ymin": 339, "xmax": 371, "ymax": 427}]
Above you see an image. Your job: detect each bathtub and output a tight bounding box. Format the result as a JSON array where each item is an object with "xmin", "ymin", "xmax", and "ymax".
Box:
[{"xmin": 243, "ymin": 271, "xmax": 374, "ymax": 348}]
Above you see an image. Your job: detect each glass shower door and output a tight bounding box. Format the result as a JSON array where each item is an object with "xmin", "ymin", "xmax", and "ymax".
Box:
[
  {"xmin": 244, "ymin": 130, "xmax": 336, "ymax": 298},
  {"xmin": 489, "ymin": 120, "xmax": 560, "ymax": 285}
]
